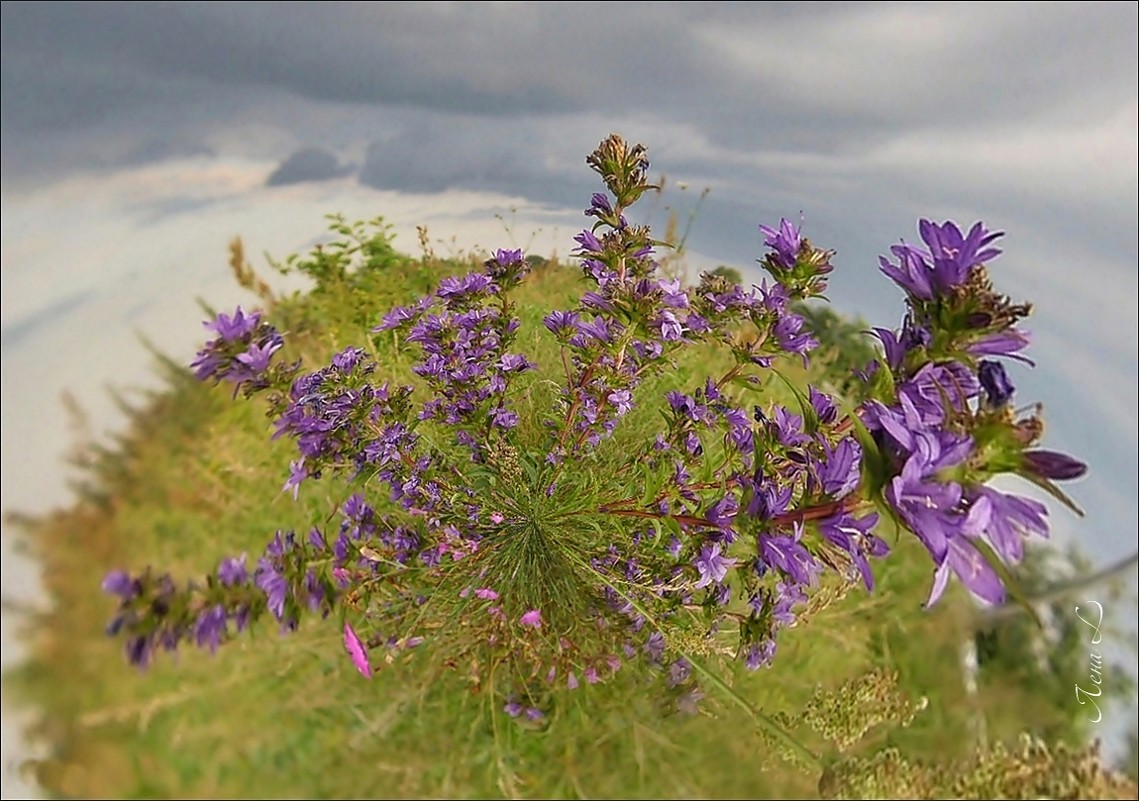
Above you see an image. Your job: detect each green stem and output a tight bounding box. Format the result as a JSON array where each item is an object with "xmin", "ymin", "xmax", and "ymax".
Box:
[{"xmin": 684, "ymin": 655, "xmax": 823, "ymax": 773}]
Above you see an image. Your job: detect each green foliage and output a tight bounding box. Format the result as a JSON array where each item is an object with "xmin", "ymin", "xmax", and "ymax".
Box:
[
  {"xmin": 268, "ymin": 213, "xmax": 413, "ymax": 336},
  {"xmin": 707, "ymin": 265, "xmax": 743, "ymax": 284},
  {"xmin": 792, "ymin": 301, "xmax": 879, "ymax": 401}
]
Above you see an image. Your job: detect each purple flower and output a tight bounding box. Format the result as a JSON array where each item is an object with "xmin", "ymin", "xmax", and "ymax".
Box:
[
  {"xmin": 234, "ymin": 340, "xmax": 281, "ymax": 375},
  {"xmin": 968, "ymin": 485, "xmax": 1049, "ymax": 564},
  {"xmin": 968, "ymin": 330, "xmax": 1033, "ymax": 364},
  {"xmin": 871, "ymin": 327, "xmax": 908, "ymax": 372},
  {"xmin": 667, "ymin": 658, "xmax": 691, "ymax": 687},
  {"xmin": 684, "ymin": 431, "xmax": 703, "ymax": 456},
  {"xmin": 745, "ymin": 639, "xmax": 777, "ymax": 671},
  {"xmin": 878, "ymin": 247, "xmax": 931, "ymax": 300},
  {"xmin": 575, "ymin": 316, "xmax": 614, "ymax": 344},
  {"xmin": 194, "ymin": 604, "xmax": 228, "ymax": 652},
  {"xmin": 489, "ymin": 406, "xmax": 519, "ymax": 429},
  {"xmin": 901, "ymin": 361, "xmax": 979, "ymax": 424},
  {"xmin": 436, "ymin": 272, "xmax": 496, "ymax": 305},
  {"xmin": 978, "ymin": 360, "xmax": 1015, "ymax": 407},
  {"xmin": 1022, "ymin": 450, "xmax": 1087, "ymax": 481},
  {"xmin": 815, "ymin": 438, "xmax": 862, "ymax": 499},
  {"xmin": 659, "ymin": 278, "xmax": 689, "ymax": 309},
  {"xmin": 302, "ymin": 570, "xmax": 325, "ymax": 612},
  {"xmin": 644, "ymin": 631, "xmax": 666, "ymax": 662},
  {"xmin": 759, "ymin": 218, "xmax": 802, "ymax": 270},
  {"xmin": 375, "ymin": 305, "xmax": 416, "ymax": 332},
  {"xmin": 885, "ymin": 455, "xmax": 965, "ymax": 563},
  {"xmin": 189, "ymin": 351, "xmax": 223, "ymax": 382},
  {"xmin": 745, "ymin": 470, "xmax": 792, "ymax": 520},
  {"xmin": 880, "ymin": 220, "xmax": 1003, "ymax": 300},
  {"xmin": 705, "ymin": 495, "xmax": 738, "ymax": 529},
  {"xmin": 666, "ymin": 391, "xmax": 702, "ymax": 422},
  {"xmin": 498, "ymin": 353, "xmax": 535, "ymax": 373},
  {"xmin": 608, "ymin": 389, "xmax": 634, "ymax": 417},
  {"xmin": 772, "ymin": 580, "xmax": 807, "ymax": 625},
  {"xmin": 125, "ymin": 635, "xmax": 154, "ymax": 668},
  {"xmin": 771, "ymin": 405, "xmax": 809, "ymax": 447},
  {"xmin": 520, "ymin": 609, "xmax": 543, "ymax": 628},
  {"xmin": 102, "ymin": 570, "xmax": 139, "ymax": 600},
  {"xmin": 809, "ymin": 386, "xmax": 837, "ymax": 425},
  {"xmin": 331, "ymin": 346, "xmax": 365, "ymax": 372},
  {"xmin": 585, "ymin": 192, "xmax": 613, "ymax": 218},
  {"xmin": 757, "ymin": 528, "xmax": 820, "ymax": 587},
  {"xmin": 771, "ymin": 310, "xmax": 817, "ymax": 357},
  {"xmin": 283, "ymin": 459, "xmax": 307, "ymax": 500},
  {"xmin": 922, "ymin": 219, "xmax": 1003, "ymax": 282},
  {"xmin": 693, "ymin": 542, "xmax": 737, "ymax": 589},
  {"xmin": 343, "ymin": 622, "xmax": 373, "ymax": 678},
  {"xmin": 574, "ymin": 229, "xmax": 604, "ymax": 254},
  {"xmin": 206, "ymin": 307, "xmax": 261, "ymax": 342},
  {"xmin": 818, "ymin": 512, "xmax": 887, "ymax": 591},
  {"xmin": 217, "ymin": 554, "xmax": 248, "ymax": 587},
  {"xmin": 655, "ymin": 310, "xmax": 686, "ymax": 341},
  {"xmin": 254, "ymin": 560, "xmax": 289, "ymax": 621},
  {"xmin": 926, "ymin": 536, "xmax": 1005, "ymax": 607},
  {"xmin": 493, "ymin": 248, "xmax": 524, "ymax": 267}
]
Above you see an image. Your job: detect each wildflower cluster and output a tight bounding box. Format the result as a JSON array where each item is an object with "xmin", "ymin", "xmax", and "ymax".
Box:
[
  {"xmin": 189, "ymin": 306, "xmax": 291, "ymax": 396},
  {"xmin": 861, "ymin": 220, "xmax": 1087, "ymax": 607},
  {"xmin": 103, "ymin": 135, "xmax": 1086, "ymax": 731}
]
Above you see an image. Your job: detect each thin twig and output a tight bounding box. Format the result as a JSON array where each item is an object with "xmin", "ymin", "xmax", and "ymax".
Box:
[{"xmin": 978, "ymin": 551, "xmax": 1138, "ymax": 623}]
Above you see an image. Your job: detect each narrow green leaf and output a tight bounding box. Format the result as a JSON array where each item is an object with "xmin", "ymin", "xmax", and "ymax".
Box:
[
  {"xmin": 848, "ymin": 412, "xmax": 890, "ymax": 497},
  {"xmin": 520, "ymin": 454, "xmax": 539, "ymax": 488},
  {"xmin": 768, "ymin": 367, "xmax": 819, "ymax": 434},
  {"xmin": 648, "ymin": 517, "xmax": 663, "ymax": 547},
  {"xmin": 1017, "ymin": 471, "xmax": 1086, "ymax": 518}
]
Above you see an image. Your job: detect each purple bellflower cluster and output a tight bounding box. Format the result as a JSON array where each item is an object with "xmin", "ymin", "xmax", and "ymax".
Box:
[
  {"xmin": 861, "ymin": 219, "xmax": 1086, "ymax": 607},
  {"xmin": 104, "ymin": 135, "xmax": 1085, "ymax": 724},
  {"xmin": 189, "ymin": 306, "xmax": 289, "ymax": 396}
]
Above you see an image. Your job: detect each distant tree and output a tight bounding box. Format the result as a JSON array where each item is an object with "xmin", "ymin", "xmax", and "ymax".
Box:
[
  {"xmin": 793, "ymin": 302, "xmax": 878, "ymax": 399},
  {"xmin": 706, "ymin": 265, "xmax": 743, "ymax": 284}
]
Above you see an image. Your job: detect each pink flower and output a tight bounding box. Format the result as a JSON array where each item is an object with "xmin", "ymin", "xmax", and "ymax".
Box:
[
  {"xmin": 342, "ymin": 622, "xmax": 372, "ymax": 678},
  {"xmin": 520, "ymin": 609, "xmax": 542, "ymax": 628},
  {"xmin": 474, "ymin": 587, "xmax": 499, "ymax": 600}
]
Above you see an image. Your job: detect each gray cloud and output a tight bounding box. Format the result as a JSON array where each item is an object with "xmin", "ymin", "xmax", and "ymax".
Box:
[
  {"xmin": 0, "ymin": 1, "xmax": 1134, "ymax": 399},
  {"xmin": 2, "ymin": 2, "xmax": 1133, "ymax": 317},
  {"xmin": 5, "ymin": 3, "xmax": 1134, "ymax": 159},
  {"xmin": 267, "ymin": 147, "xmax": 352, "ymax": 186}
]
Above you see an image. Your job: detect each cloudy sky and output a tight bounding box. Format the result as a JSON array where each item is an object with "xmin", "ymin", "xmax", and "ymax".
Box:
[{"xmin": 1, "ymin": 1, "xmax": 1136, "ymax": 793}]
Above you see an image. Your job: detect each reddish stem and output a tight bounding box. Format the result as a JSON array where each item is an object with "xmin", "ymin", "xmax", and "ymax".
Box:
[{"xmin": 599, "ymin": 493, "xmax": 858, "ymax": 530}]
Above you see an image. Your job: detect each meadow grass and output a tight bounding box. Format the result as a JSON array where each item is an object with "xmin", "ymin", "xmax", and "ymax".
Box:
[{"xmin": 4, "ymin": 230, "xmax": 1104, "ymax": 799}]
